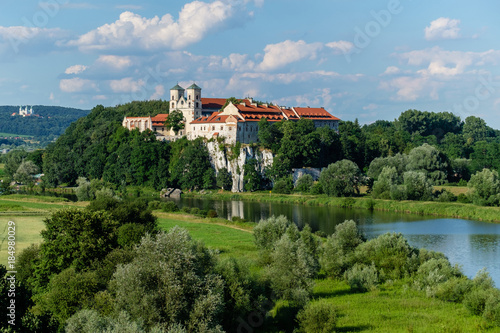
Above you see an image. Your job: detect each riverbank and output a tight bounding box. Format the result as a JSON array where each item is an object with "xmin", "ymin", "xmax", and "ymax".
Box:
[{"xmin": 183, "ymin": 191, "xmax": 500, "ymax": 223}]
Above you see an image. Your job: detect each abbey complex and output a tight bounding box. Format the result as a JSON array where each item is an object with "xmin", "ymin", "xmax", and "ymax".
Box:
[{"xmin": 122, "ymin": 83, "xmax": 340, "ymax": 144}]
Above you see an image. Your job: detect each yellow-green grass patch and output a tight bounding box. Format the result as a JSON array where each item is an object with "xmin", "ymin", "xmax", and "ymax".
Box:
[{"xmin": 0, "ymin": 216, "xmax": 45, "ymax": 267}]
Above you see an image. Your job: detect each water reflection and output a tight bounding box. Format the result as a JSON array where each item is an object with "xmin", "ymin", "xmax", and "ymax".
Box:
[{"xmin": 170, "ymin": 197, "xmax": 500, "ymax": 286}]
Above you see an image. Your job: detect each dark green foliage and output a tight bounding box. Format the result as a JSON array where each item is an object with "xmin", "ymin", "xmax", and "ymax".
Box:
[
  {"xmin": 170, "ymin": 138, "xmax": 212, "ymax": 190},
  {"xmin": 216, "ymin": 168, "xmax": 232, "ymax": 190},
  {"xmin": 203, "ymin": 168, "xmax": 216, "ymax": 190},
  {"xmin": 406, "ymin": 143, "xmax": 450, "ymax": 185},
  {"xmin": 413, "ymin": 258, "xmax": 463, "ymax": 296},
  {"xmin": 433, "ymin": 277, "xmax": 472, "ymax": 303},
  {"xmin": 296, "ymin": 300, "xmax": 337, "ymax": 333},
  {"xmin": 42, "ymin": 101, "xmax": 170, "ymax": 187},
  {"xmin": 164, "ymin": 109, "xmax": 185, "ymax": 135},
  {"xmin": 161, "ymin": 201, "xmax": 180, "ymax": 212},
  {"xmin": 294, "ymin": 174, "xmax": 313, "ymax": 193},
  {"xmin": 207, "ymin": 210, "xmax": 218, "ymax": 218},
  {"xmin": 0, "ymin": 105, "xmax": 90, "ymax": 138},
  {"xmin": 117, "ymin": 223, "xmax": 147, "ymax": 248},
  {"xmin": 319, "ymin": 159, "xmax": 362, "ymax": 197},
  {"xmin": 396, "ymin": 110, "xmax": 462, "ymax": 141},
  {"xmin": 38, "ymin": 267, "xmax": 99, "ymax": 328},
  {"xmin": 244, "ymin": 158, "xmax": 262, "ymax": 192},
  {"xmin": 310, "ymin": 181, "xmax": 323, "ymax": 195},
  {"xmin": 272, "ymin": 177, "xmax": 293, "ymax": 194}
]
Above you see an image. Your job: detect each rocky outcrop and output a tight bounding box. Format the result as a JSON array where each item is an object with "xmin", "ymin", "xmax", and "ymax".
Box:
[
  {"xmin": 160, "ymin": 188, "xmax": 183, "ymax": 198},
  {"xmin": 206, "ymin": 141, "xmax": 273, "ymax": 192}
]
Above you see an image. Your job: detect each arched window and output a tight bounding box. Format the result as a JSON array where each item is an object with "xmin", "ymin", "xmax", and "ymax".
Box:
[
  {"xmin": 188, "ymin": 95, "xmax": 191, "ymax": 100},
  {"xmin": 181, "ymin": 100, "xmax": 184, "ymax": 105}
]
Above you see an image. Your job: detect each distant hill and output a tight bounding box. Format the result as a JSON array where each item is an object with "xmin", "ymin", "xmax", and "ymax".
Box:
[{"xmin": 0, "ymin": 105, "xmax": 90, "ymax": 138}]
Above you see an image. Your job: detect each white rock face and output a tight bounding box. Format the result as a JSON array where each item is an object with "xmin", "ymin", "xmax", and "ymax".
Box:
[{"xmin": 206, "ymin": 141, "xmax": 273, "ymax": 192}]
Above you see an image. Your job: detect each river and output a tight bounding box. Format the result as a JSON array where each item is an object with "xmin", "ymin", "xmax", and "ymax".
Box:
[{"xmin": 171, "ymin": 197, "xmax": 500, "ymax": 287}]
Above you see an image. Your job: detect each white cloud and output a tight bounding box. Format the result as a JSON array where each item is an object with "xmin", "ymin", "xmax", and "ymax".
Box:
[
  {"xmin": 49, "ymin": 92, "xmax": 55, "ymax": 100},
  {"xmin": 96, "ymin": 55, "xmax": 133, "ymax": 70},
  {"xmin": 0, "ymin": 26, "xmax": 67, "ymax": 56},
  {"xmin": 60, "ymin": 78, "xmax": 98, "ymax": 93},
  {"xmin": 65, "ymin": 65, "xmax": 88, "ymax": 75},
  {"xmin": 363, "ymin": 103, "xmax": 378, "ymax": 110},
  {"xmin": 326, "ymin": 40, "xmax": 354, "ymax": 55},
  {"xmin": 425, "ymin": 17, "xmax": 461, "ymax": 41},
  {"xmin": 382, "ymin": 66, "xmax": 400, "ymax": 75},
  {"xmin": 397, "ymin": 46, "xmax": 500, "ymax": 77},
  {"xmin": 69, "ymin": 1, "xmax": 250, "ymax": 52},
  {"xmin": 380, "ymin": 76, "xmax": 442, "ymax": 101},
  {"xmin": 109, "ymin": 77, "xmax": 145, "ymax": 93},
  {"xmin": 258, "ymin": 40, "xmax": 323, "ymax": 71},
  {"xmin": 150, "ymin": 85, "xmax": 165, "ymax": 100}
]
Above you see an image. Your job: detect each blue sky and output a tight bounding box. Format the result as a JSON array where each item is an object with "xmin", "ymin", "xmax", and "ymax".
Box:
[{"xmin": 1, "ymin": 0, "xmax": 500, "ymax": 129}]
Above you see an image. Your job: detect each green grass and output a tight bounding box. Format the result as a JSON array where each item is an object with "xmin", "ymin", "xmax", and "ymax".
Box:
[
  {"xmin": 311, "ymin": 279, "xmax": 499, "ymax": 332},
  {"xmin": 0, "ymin": 216, "xmax": 46, "ymax": 267},
  {"xmin": 157, "ymin": 213, "xmax": 259, "ymax": 262}
]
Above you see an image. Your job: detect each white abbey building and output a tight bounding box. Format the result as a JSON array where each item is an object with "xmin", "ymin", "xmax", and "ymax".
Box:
[
  {"xmin": 123, "ymin": 83, "xmax": 340, "ymax": 144},
  {"xmin": 19, "ymin": 106, "xmax": 34, "ymax": 117}
]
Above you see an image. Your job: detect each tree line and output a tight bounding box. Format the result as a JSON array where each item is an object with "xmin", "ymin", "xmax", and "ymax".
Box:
[{"xmin": 1, "ymin": 102, "xmax": 500, "ymax": 206}]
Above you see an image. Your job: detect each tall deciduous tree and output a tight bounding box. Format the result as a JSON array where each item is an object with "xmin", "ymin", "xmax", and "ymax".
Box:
[
  {"xmin": 164, "ymin": 110, "xmax": 185, "ymax": 135},
  {"xmin": 319, "ymin": 159, "xmax": 363, "ymax": 197}
]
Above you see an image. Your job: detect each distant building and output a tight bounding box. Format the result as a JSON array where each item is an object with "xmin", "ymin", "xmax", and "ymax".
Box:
[
  {"xmin": 19, "ymin": 105, "xmax": 34, "ymax": 117},
  {"xmin": 122, "ymin": 83, "xmax": 340, "ymax": 144}
]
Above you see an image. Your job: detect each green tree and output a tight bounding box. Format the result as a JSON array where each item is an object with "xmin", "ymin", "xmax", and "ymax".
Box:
[
  {"xmin": 319, "ymin": 159, "xmax": 362, "ymax": 197},
  {"xmin": 371, "ymin": 166, "xmax": 398, "ymax": 199},
  {"xmin": 243, "ymin": 158, "xmax": 261, "ymax": 192},
  {"xmin": 13, "ymin": 160, "xmax": 39, "ymax": 186},
  {"xmin": 253, "ymin": 215, "xmax": 293, "ymax": 251},
  {"xmin": 171, "ymin": 139, "xmax": 212, "ymax": 190},
  {"xmin": 339, "ymin": 120, "xmax": 365, "ymax": 169},
  {"xmin": 407, "ymin": 143, "xmax": 450, "ymax": 185},
  {"xmin": 164, "ymin": 109, "xmax": 185, "ymax": 135},
  {"xmin": 216, "ymin": 168, "xmax": 232, "ymax": 190},
  {"xmin": 203, "ymin": 168, "xmax": 216, "ymax": 190},
  {"xmin": 463, "ymin": 116, "xmax": 494, "ymax": 144},
  {"xmin": 3, "ymin": 150, "xmax": 28, "ymax": 179},
  {"xmin": 109, "ymin": 228, "xmax": 224, "ymax": 330},
  {"xmin": 468, "ymin": 168, "xmax": 500, "ymax": 206},
  {"xmin": 402, "ymin": 171, "xmax": 433, "ymax": 201},
  {"xmin": 273, "ymin": 176, "xmax": 293, "ymax": 194},
  {"xmin": 295, "ymin": 174, "xmax": 313, "ymax": 193}
]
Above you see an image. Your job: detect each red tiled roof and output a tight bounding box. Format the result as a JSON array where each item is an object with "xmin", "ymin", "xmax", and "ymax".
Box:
[
  {"xmin": 294, "ymin": 107, "xmax": 340, "ymax": 120},
  {"xmin": 151, "ymin": 113, "xmax": 168, "ymax": 126},
  {"xmin": 191, "ymin": 113, "xmax": 235, "ymax": 124},
  {"xmin": 202, "ymin": 98, "xmax": 227, "ymax": 110}
]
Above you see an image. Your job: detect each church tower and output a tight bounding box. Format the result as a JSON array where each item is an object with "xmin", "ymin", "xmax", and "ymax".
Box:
[{"xmin": 169, "ymin": 83, "xmax": 202, "ymax": 137}]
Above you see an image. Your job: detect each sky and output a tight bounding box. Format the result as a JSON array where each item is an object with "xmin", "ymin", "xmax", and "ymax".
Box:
[{"xmin": 1, "ymin": 0, "xmax": 500, "ymax": 129}]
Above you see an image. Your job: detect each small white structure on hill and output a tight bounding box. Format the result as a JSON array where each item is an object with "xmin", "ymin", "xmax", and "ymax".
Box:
[{"xmin": 19, "ymin": 106, "xmax": 33, "ymax": 117}]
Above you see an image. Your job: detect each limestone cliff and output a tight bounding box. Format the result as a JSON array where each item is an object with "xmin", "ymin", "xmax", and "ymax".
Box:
[{"xmin": 206, "ymin": 141, "xmax": 273, "ymax": 192}]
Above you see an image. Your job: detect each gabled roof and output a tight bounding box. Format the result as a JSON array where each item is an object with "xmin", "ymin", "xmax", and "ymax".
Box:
[
  {"xmin": 151, "ymin": 114, "xmax": 168, "ymax": 126},
  {"xmin": 191, "ymin": 113, "xmax": 235, "ymax": 124},
  {"xmin": 202, "ymin": 98, "xmax": 227, "ymax": 110},
  {"xmin": 234, "ymin": 100, "xmax": 286, "ymax": 122},
  {"xmin": 293, "ymin": 107, "xmax": 340, "ymax": 120}
]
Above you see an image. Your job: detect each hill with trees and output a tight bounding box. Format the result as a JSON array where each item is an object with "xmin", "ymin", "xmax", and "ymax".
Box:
[{"xmin": 0, "ymin": 105, "xmax": 91, "ymax": 141}]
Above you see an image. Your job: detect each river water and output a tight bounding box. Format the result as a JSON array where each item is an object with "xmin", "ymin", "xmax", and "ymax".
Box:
[{"xmin": 171, "ymin": 197, "xmax": 500, "ymax": 287}]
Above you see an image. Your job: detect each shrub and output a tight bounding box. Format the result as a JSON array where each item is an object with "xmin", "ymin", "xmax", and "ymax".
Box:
[
  {"xmin": 457, "ymin": 193, "xmax": 471, "ymax": 203},
  {"xmin": 253, "ymin": 215, "xmax": 293, "ymax": 251},
  {"xmin": 320, "ymin": 220, "xmax": 363, "ymax": 278},
  {"xmin": 295, "ymin": 174, "xmax": 314, "ymax": 193},
  {"xmin": 464, "ymin": 288, "xmax": 491, "ymax": 316},
  {"xmin": 319, "ymin": 159, "xmax": 362, "ymax": 197},
  {"xmin": 403, "ymin": 171, "xmax": 433, "ymax": 201},
  {"xmin": 483, "ymin": 289, "xmax": 500, "ymax": 327},
  {"xmin": 468, "ymin": 168, "xmax": 500, "ymax": 206},
  {"xmin": 182, "ymin": 206, "xmax": 191, "ymax": 213},
  {"xmin": 435, "ymin": 189, "xmax": 457, "ymax": 202},
  {"xmin": 413, "ymin": 258, "xmax": 462, "ymax": 296},
  {"xmin": 206, "ymin": 210, "xmax": 218, "ymax": 218},
  {"xmin": 310, "ymin": 182, "xmax": 323, "ymax": 195},
  {"xmin": 354, "ymin": 232, "xmax": 417, "ymax": 280},
  {"xmin": 434, "ymin": 276, "xmax": 472, "ymax": 303},
  {"xmin": 231, "ymin": 216, "xmax": 248, "ymax": 223},
  {"xmin": 148, "ymin": 200, "xmax": 162, "ymax": 210},
  {"xmin": 273, "ymin": 177, "xmax": 294, "ymax": 194},
  {"xmin": 161, "ymin": 201, "xmax": 180, "ymax": 212},
  {"xmin": 296, "ymin": 300, "xmax": 337, "ymax": 333},
  {"xmin": 190, "ymin": 207, "xmax": 201, "ymax": 215},
  {"xmin": 117, "ymin": 223, "xmax": 146, "ymax": 248},
  {"xmin": 344, "ymin": 263, "xmax": 378, "ymax": 292}
]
